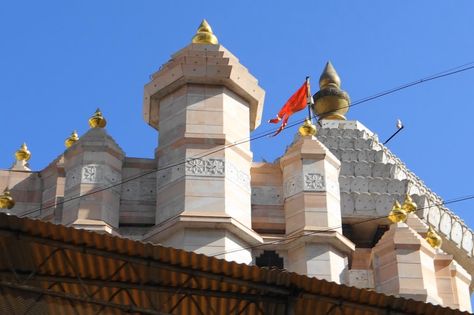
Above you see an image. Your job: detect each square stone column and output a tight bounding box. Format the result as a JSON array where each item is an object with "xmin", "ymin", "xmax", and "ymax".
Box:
[{"xmin": 280, "ymin": 135, "xmax": 354, "ymax": 283}]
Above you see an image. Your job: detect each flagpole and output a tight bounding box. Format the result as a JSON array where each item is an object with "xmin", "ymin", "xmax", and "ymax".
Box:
[{"xmin": 305, "ymin": 76, "xmax": 312, "ymax": 122}]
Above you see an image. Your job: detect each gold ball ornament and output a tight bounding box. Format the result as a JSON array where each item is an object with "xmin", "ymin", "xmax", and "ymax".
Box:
[
  {"xmin": 388, "ymin": 200, "xmax": 407, "ymax": 223},
  {"xmin": 15, "ymin": 143, "xmax": 31, "ymax": 161},
  {"xmin": 298, "ymin": 119, "xmax": 317, "ymax": 137},
  {"xmin": 65, "ymin": 130, "xmax": 80, "ymax": 148},
  {"xmin": 192, "ymin": 19, "xmax": 218, "ymax": 45},
  {"xmin": 0, "ymin": 188, "xmax": 15, "ymax": 209},
  {"xmin": 88, "ymin": 108, "xmax": 107, "ymax": 128},
  {"xmin": 401, "ymin": 194, "xmax": 417, "ymax": 213},
  {"xmin": 425, "ymin": 226, "xmax": 442, "ymax": 249}
]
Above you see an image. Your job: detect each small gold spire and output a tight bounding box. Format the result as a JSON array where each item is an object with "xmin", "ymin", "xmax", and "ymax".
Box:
[
  {"xmin": 15, "ymin": 143, "xmax": 31, "ymax": 161},
  {"xmin": 192, "ymin": 19, "xmax": 218, "ymax": 45},
  {"xmin": 425, "ymin": 226, "xmax": 442, "ymax": 249},
  {"xmin": 319, "ymin": 61, "xmax": 341, "ymax": 89},
  {"xmin": 313, "ymin": 61, "xmax": 350, "ymax": 121},
  {"xmin": 88, "ymin": 108, "xmax": 107, "ymax": 128},
  {"xmin": 65, "ymin": 130, "xmax": 80, "ymax": 148},
  {"xmin": 298, "ymin": 119, "xmax": 317, "ymax": 136},
  {"xmin": 0, "ymin": 188, "xmax": 15, "ymax": 209},
  {"xmin": 388, "ymin": 200, "xmax": 407, "ymax": 223},
  {"xmin": 401, "ymin": 194, "xmax": 417, "ymax": 213}
]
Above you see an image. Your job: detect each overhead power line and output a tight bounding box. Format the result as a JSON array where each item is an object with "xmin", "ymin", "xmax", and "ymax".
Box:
[
  {"xmin": 208, "ymin": 193, "xmax": 474, "ymax": 258},
  {"xmin": 14, "ymin": 61, "xmax": 474, "ymax": 218}
]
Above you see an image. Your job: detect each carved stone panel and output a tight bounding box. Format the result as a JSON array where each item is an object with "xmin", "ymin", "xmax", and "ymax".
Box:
[
  {"xmin": 82, "ymin": 164, "xmax": 100, "ymax": 183},
  {"xmin": 185, "ymin": 158, "xmax": 225, "ymax": 176},
  {"xmin": 303, "ymin": 173, "xmax": 325, "ymax": 191}
]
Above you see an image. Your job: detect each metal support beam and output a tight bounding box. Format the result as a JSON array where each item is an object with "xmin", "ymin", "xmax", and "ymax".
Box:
[
  {"xmin": 0, "ymin": 271, "xmax": 284, "ymax": 304},
  {"xmin": 0, "ymin": 281, "xmax": 172, "ymax": 315}
]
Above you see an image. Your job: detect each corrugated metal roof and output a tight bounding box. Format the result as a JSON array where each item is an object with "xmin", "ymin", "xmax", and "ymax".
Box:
[{"xmin": 0, "ymin": 212, "xmax": 470, "ymax": 315}]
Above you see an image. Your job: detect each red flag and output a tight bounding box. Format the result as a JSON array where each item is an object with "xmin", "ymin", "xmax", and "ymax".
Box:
[{"xmin": 268, "ymin": 81, "xmax": 309, "ymax": 136}]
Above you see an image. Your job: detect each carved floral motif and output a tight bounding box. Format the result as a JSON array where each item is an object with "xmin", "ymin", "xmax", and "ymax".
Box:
[
  {"xmin": 82, "ymin": 165, "xmax": 99, "ymax": 183},
  {"xmin": 304, "ymin": 173, "xmax": 325, "ymax": 191},
  {"xmin": 185, "ymin": 158, "xmax": 225, "ymax": 176}
]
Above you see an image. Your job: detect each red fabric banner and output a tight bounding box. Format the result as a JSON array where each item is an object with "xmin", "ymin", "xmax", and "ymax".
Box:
[{"xmin": 268, "ymin": 82, "xmax": 308, "ymax": 136}]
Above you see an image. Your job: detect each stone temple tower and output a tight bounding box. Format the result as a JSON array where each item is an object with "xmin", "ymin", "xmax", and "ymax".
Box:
[{"xmin": 142, "ymin": 20, "xmax": 265, "ymax": 263}]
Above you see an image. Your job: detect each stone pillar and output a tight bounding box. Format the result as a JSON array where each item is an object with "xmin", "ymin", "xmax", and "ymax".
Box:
[
  {"xmin": 62, "ymin": 128, "xmax": 124, "ymax": 233},
  {"xmin": 280, "ymin": 135, "xmax": 354, "ymax": 283},
  {"xmin": 450, "ymin": 261, "xmax": 472, "ymax": 312},
  {"xmin": 142, "ymin": 43, "xmax": 264, "ymax": 263},
  {"xmin": 372, "ymin": 222, "xmax": 442, "ymax": 304}
]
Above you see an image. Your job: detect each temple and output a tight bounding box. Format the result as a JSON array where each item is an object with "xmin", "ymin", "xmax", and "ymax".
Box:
[{"xmin": 0, "ymin": 20, "xmax": 472, "ymax": 312}]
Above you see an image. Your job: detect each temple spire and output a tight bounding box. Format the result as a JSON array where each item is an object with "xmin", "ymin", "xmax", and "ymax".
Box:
[
  {"xmin": 313, "ymin": 61, "xmax": 350, "ymax": 120},
  {"xmin": 192, "ymin": 19, "xmax": 218, "ymax": 44}
]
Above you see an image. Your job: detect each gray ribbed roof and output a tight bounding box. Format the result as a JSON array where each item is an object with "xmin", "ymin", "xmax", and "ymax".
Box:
[{"xmin": 317, "ymin": 120, "xmax": 473, "ymax": 269}]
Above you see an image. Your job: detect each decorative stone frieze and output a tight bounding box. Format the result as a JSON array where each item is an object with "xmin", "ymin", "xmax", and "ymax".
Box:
[{"xmin": 185, "ymin": 158, "xmax": 225, "ymax": 177}]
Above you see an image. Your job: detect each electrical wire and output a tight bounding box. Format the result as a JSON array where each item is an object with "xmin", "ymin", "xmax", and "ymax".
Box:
[
  {"xmin": 208, "ymin": 193, "xmax": 474, "ymax": 258},
  {"xmin": 12, "ymin": 61, "xmax": 474, "ymax": 218}
]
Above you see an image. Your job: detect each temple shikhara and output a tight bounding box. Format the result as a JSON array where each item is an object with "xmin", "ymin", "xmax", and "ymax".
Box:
[{"xmin": 0, "ymin": 20, "xmax": 472, "ymax": 313}]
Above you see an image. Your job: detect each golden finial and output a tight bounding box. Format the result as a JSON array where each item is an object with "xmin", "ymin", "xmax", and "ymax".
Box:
[
  {"xmin": 388, "ymin": 200, "xmax": 407, "ymax": 223},
  {"xmin": 313, "ymin": 61, "xmax": 350, "ymax": 121},
  {"xmin": 298, "ymin": 118, "xmax": 317, "ymax": 136},
  {"xmin": 0, "ymin": 188, "xmax": 15, "ymax": 209},
  {"xmin": 192, "ymin": 19, "xmax": 218, "ymax": 45},
  {"xmin": 15, "ymin": 143, "xmax": 31, "ymax": 161},
  {"xmin": 88, "ymin": 108, "xmax": 107, "ymax": 128},
  {"xmin": 319, "ymin": 61, "xmax": 341, "ymax": 89},
  {"xmin": 65, "ymin": 130, "xmax": 79, "ymax": 148},
  {"xmin": 401, "ymin": 194, "xmax": 417, "ymax": 213},
  {"xmin": 425, "ymin": 226, "xmax": 442, "ymax": 249}
]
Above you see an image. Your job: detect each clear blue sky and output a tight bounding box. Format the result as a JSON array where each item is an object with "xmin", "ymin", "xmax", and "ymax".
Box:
[{"xmin": 0, "ymin": 0, "xmax": 473, "ymax": 293}]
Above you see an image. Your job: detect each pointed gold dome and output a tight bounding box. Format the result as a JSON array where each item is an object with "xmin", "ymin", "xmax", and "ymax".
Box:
[
  {"xmin": 0, "ymin": 188, "xmax": 15, "ymax": 209},
  {"xmin": 298, "ymin": 118, "xmax": 317, "ymax": 136},
  {"xmin": 401, "ymin": 194, "xmax": 417, "ymax": 213},
  {"xmin": 15, "ymin": 143, "xmax": 31, "ymax": 161},
  {"xmin": 313, "ymin": 61, "xmax": 350, "ymax": 121},
  {"xmin": 65, "ymin": 130, "xmax": 80, "ymax": 148},
  {"xmin": 88, "ymin": 108, "xmax": 107, "ymax": 128},
  {"xmin": 388, "ymin": 200, "xmax": 407, "ymax": 223},
  {"xmin": 319, "ymin": 61, "xmax": 341, "ymax": 89},
  {"xmin": 425, "ymin": 226, "xmax": 442, "ymax": 249},
  {"xmin": 192, "ymin": 19, "xmax": 218, "ymax": 45}
]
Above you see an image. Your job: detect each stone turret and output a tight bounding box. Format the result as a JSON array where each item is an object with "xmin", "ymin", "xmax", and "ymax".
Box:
[
  {"xmin": 279, "ymin": 134, "xmax": 354, "ymax": 283},
  {"xmin": 62, "ymin": 111, "xmax": 124, "ymax": 233},
  {"xmin": 143, "ymin": 20, "xmax": 264, "ymax": 263}
]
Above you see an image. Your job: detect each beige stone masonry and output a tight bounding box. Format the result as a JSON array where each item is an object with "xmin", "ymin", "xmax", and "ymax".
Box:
[
  {"xmin": 143, "ymin": 43, "xmax": 264, "ymax": 131},
  {"xmin": 62, "ymin": 128, "xmax": 125, "ymax": 231}
]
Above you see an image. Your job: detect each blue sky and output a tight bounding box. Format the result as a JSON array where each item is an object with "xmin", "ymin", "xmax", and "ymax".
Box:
[{"xmin": 0, "ymin": 0, "xmax": 473, "ymax": 288}]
